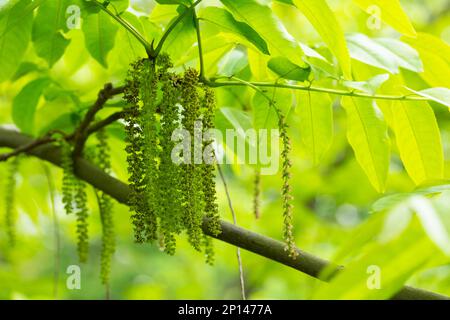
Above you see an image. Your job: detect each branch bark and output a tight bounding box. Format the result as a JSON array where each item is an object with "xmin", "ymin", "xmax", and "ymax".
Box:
[{"xmin": 0, "ymin": 127, "xmax": 448, "ymax": 300}]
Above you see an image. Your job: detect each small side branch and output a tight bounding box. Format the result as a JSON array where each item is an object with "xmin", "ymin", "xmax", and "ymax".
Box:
[
  {"xmin": 205, "ymin": 78, "xmax": 430, "ymax": 102},
  {"xmin": 72, "ymin": 84, "xmax": 125, "ymax": 158}
]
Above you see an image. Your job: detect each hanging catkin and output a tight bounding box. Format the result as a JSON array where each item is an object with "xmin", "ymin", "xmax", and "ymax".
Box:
[
  {"xmin": 124, "ymin": 60, "xmax": 156, "ymax": 243},
  {"xmin": 201, "ymin": 86, "xmax": 221, "ymax": 237},
  {"xmin": 180, "ymin": 68, "xmax": 204, "ymax": 251},
  {"xmin": 156, "ymin": 54, "xmax": 182, "ymax": 255},
  {"xmin": 95, "ymin": 129, "xmax": 115, "ymax": 285},
  {"xmin": 277, "ymin": 109, "xmax": 297, "ymax": 258},
  {"xmin": 60, "ymin": 140, "xmax": 75, "ymax": 215}
]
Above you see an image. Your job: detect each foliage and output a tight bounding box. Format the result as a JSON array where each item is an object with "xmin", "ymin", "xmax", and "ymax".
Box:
[{"xmin": 0, "ymin": 0, "xmax": 449, "ymax": 300}]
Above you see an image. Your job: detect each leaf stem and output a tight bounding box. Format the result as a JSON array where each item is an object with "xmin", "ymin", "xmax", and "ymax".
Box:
[
  {"xmin": 93, "ymin": 1, "xmax": 154, "ymax": 56},
  {"xmin": 205, "ymin": 77, "xmax": 429, "ymax": 102}
]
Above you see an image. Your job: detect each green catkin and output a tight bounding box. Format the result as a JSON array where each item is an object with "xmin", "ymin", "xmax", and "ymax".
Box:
[
  {"xmin": 156, "ymin": 55, "xmax": 182, "ymax": 255},
  {"xmin": 254, "ymin": 169, "xmax": 261, "ymax": 219},
  {"xmin": 277, "ymin": 109, "xmax": 297, "ymax": 258},
  {"xmin": 139, "ymin": 59, "xmax": 159, "ymax": 242},
  {"xmin": 60, "ymin": 140, "xmax": 75, "ymax": 215},
  {"xmin": 4, "ymin": 157, "xmax": 19, "ymax": 246},
  {"xmin": 124, "ymin": 60, "xmax": 157, "ymax": 243},
  {"xmin": 74, "ymin": 178, "xmax": 89, "ymax": 263},
  {"xmin": 95, "ymin": 129, "xmax": 116, "ymax": 285},
  {"xmin": 203, "ymin": 234, "xmax": 214, "ymax": 265},
  {"xmin": 201, "ymin": 87, "xmax": 221, "ymax": 237},
  {"xmin": 181, "ymin": 69, "xmax": 204, "ymax": 251}
]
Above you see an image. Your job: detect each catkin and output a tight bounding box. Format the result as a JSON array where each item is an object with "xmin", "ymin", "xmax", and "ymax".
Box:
[
  {"xmin": 156, "ymin": 54, "xmax": 183, "ymax": 254},
  {"xmin": 60, "ymin": 140, "xmax": 75, "ymax": 215},
  {"xmin": 124, "ymin": 60, "xmax": 155, "ymax": 243},
  {"xmin": 201, "ymin": 87, "xmax": 221, "ymax": 237},
  {"xmin": 74, "ymin": 178, "xmax": 89, "ymax": 263},
  {"xmin": 4, "ymin": 157, "xmax": 19, "ymax": 246},
  {"xmin": 95, "ymin": 129, "xmax": 116, "ymax": 285},
  {"xmin": 180, "ymin": 69, "xmax": 204, "ymax": 251},
  {"xmin": 277, "ymin": 110, "xmax": 297, "ymax": 258}
]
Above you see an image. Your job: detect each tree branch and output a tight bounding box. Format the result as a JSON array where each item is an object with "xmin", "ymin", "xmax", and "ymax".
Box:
[{"xmin": 0, "ymin": 127, "xmax": 448, "ymax": 300}]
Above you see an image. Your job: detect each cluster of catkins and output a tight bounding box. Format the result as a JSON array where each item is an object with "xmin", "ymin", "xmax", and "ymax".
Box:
[{"xmin": 123, "ymin": 54, "xmax": 221, "ymax": 263}]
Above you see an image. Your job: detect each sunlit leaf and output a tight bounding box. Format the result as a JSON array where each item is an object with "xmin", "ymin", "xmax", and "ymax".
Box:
[
  {"xmin": 346, "ymin": 34, "xmax": 422, "ymax": 74},
  {"xmin": 32, "ymin": 0, "xmax": 70, "ymax": 67},
  {"xmin": 219, "ymin": 0, "xmax": 305, "ymax": 66},
  {"xmin": 82, "ymin": 10, "xmax": 119, "ymax": 67},
  {"xmin": 267, "ymin": 57, "xmax": 311, "ymax": 81},
  {"xmin": 297, "ymin": 91, "xmax": 333, "ymax": 165},
  {"xmin": 292, "ymin": 0, "xmax": 352, "ymax": 79},
  {"xmin": 342, "ymin": 97, "xmax": 390, "ymax": 192},
  {"xmin": 352, "ymin": 0, "xmax": 416, "ymax": 37},
  {"xmin": 391, "ymin": 101, "xmax": 444, "ymax": 185},
  {"xmin": 199, "ymin": 7, "xmax": 269, "ymax": 55},
  {"xmin": 406, "ymin": 87, "xmax": 450, "ymax": 109}
]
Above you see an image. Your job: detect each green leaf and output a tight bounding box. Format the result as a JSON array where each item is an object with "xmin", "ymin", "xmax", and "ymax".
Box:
[
  {"xmin": 292, "ymin": 0, "xmax": 352, "ymax": 79},
  {"xmin": 12, "ymin": 62, "xmax": 40, "ymax": 81},
  {"xmin": 108, "ymin": 0, "xmax": 130, "ymax": 12},
  {"xmin": 219, "ymin": 0, "xmax": 305, "ymax": 66},
  {"xmin": 199, "ymin": 7, "xmax": 269, "ymax": 55},
  {"xmin": 0, "ymin": 0, "xmax": 33, "ymax": 82},
  {"xmin": 342, "ymin": 97, "xmax": 390, "ymax": 192},
  {"xmin": 32, "ymin": 0, "xmax": 71, "ymax": 67},
  {"xmin": 391, "ymin": 101, "xmax": 444, "ymax": 185},
  {"xmin": 215, "ymin": 107, "xmax": 257, "ymax": 164},
  {"xmin": 161, "ymin": 6, "xmax": 196, "ymax": 62},
  {"xmin": 352, "ymin": 0, "xmax": 416, "ymax": 37},
  {"xmin": 252, "ymin": 89, "xmax": 293, "ymax": 130},
  {"xmin": 343, "ymin": 74, "xmax": 389, "ymax": 95},
  {"xmin": 12, "ymin": 78, "xmax": 51, "ymax": 134},
  {"xmin": 82, "ymin": 10, "xmax": 119, "ymax": 67},
  {"xmin": 297, "ymin": 92, "xmax": 333, "ymax": 165},
  {"xmin": 406, "ymin": 87, "xmax": 450, "ymax": 109},
  {"xmin": 217, "ymin": 49, "xmax": 248, "ymax": 77},
  {"xmin": 267, "ymin": 57, "xmax": 311, "ymax": 81},
  {"xmin": 346, "ymin": 33, "xmax": 422, "ymax": 74}
]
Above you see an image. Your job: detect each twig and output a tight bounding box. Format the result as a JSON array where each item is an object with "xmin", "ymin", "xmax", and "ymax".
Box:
[
  {"xmin": 72, "ymin": 84, "xmax": 125, "ymax": 158},
  {"xmin": 216, "ymin": 164, "xmax": 247, "ymax": 301},
  {"xmin": 0, "ymin": 110, "xmax": 126, "ymax": 163},
  {"xmin": 0, "ymin": 134, "xmax": 55, "ymax": 162},
  {"xmin": 86, "ymin": 111, "xmax": 127, "ymax": 136},
  {"xmin": 204, "ymin": 77, "xmax": 430, "ymax": 102}
]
